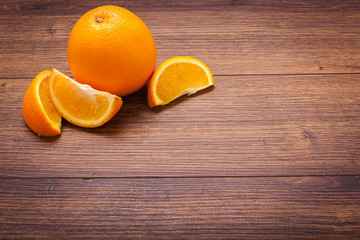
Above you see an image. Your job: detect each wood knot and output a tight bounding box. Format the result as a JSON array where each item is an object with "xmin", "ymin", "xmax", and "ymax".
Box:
[
  {"xmin": 48, "ymin": 28, "xmax": 56, "ymax": 34},
  {"xmin": 82, "ymin": 178, "xmax": 93, "ymax": 182},
  {"xmin": 303, "ymin": 130, "xmax": 316, "ymax": 143},
  {"xmin": 334, "ymin": 217, "xmax": 343, "ymax": 226}
]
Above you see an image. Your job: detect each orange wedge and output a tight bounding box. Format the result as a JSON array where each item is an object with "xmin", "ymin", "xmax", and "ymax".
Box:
[
  {"xmin": 23, "ymin": 70, "xmax": 62, "ymax": 136},
  {"xmin": 49, "ymin": 68, "xmax": 122, "ymax": 128},
  {"xmin": 147, "ymin": 56, "xmax": 214, "ymax": 107}
]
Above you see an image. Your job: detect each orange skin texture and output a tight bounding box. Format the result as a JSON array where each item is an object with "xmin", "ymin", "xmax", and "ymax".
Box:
[
  {"xmin": 23, "ymin": 70, "xmax": 61, "ymax": 136},
  {"xmin": 147, "ymin": 82, "xmax": 157, "ymax": 108},
  {"xmin": 68, "ymin": 5, "xmax": 157, "ymax": 96}
]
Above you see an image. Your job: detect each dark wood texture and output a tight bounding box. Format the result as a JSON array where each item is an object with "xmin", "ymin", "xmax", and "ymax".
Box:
[
  {"xmin": 1, "ymin": 0, "xmax": 360, "ymax": 78},
  {"xmin": 1, "ymin": 74, "xmax": 360, "ymax": 177},
  {"xmin": 1, "ymin": 177, "xmax": 359, "ymax": 239},
  {"xmin": 0, "ymin": 0, "xmax": 359, "ymax": 238}
]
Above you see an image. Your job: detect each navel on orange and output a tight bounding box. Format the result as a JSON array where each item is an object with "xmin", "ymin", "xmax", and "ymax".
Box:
[
  {"xmin": 147, "ymin": 57, "xmax": 214, "ymax": 108},
  {"xmin": 23, "ymin": 70, "xmax": 62, "ymax": 136},
  {"xmin": 49, "ymin": 69, "xmax": 122, "ymax": 128},
  {"xmin": 68, "ymin": 5, "xmax": 157, "ymax": 96}
]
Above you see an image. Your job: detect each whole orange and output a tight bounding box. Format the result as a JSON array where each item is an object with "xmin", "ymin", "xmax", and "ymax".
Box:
[{"xmin": 67, "ymin": 5, "xmax": 157, "ymax": 96}]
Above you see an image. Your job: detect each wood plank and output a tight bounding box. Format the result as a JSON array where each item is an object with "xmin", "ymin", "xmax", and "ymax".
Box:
[
  {"xmin": 1, "ymin": 0, "xmax": 360, "ymax": 78},
  {"xmin": 0, "ymin": 176, "xmax": 359, "ymax": 238},
  {"xmin": 2, "ymin": 0, "xmax": 360, "ymax": 14},
  {"xmin": 1, "ymin": 74, "xmax": 359, "ymax": 177}
]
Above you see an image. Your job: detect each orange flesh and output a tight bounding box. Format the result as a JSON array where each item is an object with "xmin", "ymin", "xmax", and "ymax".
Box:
[
  {"xmin": 156, "ymin": 62, "xmax": 210, "ymax": 103},
  {"xmin": 51, "ymin": 74, "xmax": 110, "ymax": 121}
]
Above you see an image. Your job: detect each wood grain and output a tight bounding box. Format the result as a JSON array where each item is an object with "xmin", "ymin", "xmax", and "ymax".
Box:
[
  {"xmin": 1, "ymin": 74, "xmax": 359, "ymax": 177},
  {"xmin": 1, "ymin": 1, "xmax": 360, "ymax": 238},
  {"xmin": 1, "ymin": 0, "xmax": 360, "ymax": 78},
  {"xmin": 0, "ymin": 176, "xmax": 359, "ymax": 239}
]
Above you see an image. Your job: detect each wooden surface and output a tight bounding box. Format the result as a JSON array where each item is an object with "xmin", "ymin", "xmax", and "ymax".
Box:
[{"xmin": 1, "ymin": 0, "xmax": 359, "ymax": 238}]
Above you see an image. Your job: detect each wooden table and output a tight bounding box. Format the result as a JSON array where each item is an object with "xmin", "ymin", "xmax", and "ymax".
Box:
[{"xmin": 1, "ymin": 0, "xmax": 360, "ymax": 238}]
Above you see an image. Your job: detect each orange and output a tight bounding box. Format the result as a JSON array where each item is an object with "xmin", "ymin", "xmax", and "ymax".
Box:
[
  {"xmin": 68, "ymin": 5, "xmax": 157, "ymax": 96},
  {"xmin": 49, "ymin": 69, "xmax": 122, "ymax": 128},
  {"xmin": 23, "ymin": 70, "xmax": 62, "ymax": 136},
  {"xmin": 147, "ymin": 57, "xmax": 214, "ymax": 107}
]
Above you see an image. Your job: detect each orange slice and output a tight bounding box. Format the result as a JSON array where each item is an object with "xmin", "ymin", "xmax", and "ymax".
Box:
[
  {"xmin": 23, "ymin": 70, "xmax": 62, "ymax": 137},
  {"xmin": 49, "ymin": 68, "xmax": 122, "ymax": 128},
  {"xmin": 147, "ymin": 56, "xmax": 214, "ymax": 107}
]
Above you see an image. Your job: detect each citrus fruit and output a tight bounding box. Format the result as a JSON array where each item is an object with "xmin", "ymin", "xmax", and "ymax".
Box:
[
  {"xmin": 49, "ymin": 69, "xmax": 122, "ymax": 128},
  {"xmin": 23, "ymin": 70, "xmax": 62, "ymax": 136},
  {"xmin": 147, "ymin": 57, "xmax": 214, "ymax": 107},
  {"xmin": 67, "ymin": 5, "xmax": 157, "ymax": 96}
]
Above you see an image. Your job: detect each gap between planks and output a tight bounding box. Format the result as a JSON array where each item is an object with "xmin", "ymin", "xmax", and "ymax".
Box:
[
  {"xmin": 1, "ymin": 174, "xmax": 359, "ymax": 180},
  {"xmin": 2, "ymin": 72, "xmax": 360, "ymax": 80}
]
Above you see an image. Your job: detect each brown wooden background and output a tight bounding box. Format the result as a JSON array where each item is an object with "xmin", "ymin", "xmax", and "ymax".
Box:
[{"xmin": 1, "ymin": 0, "xmax": 360, "ymax": 238}]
